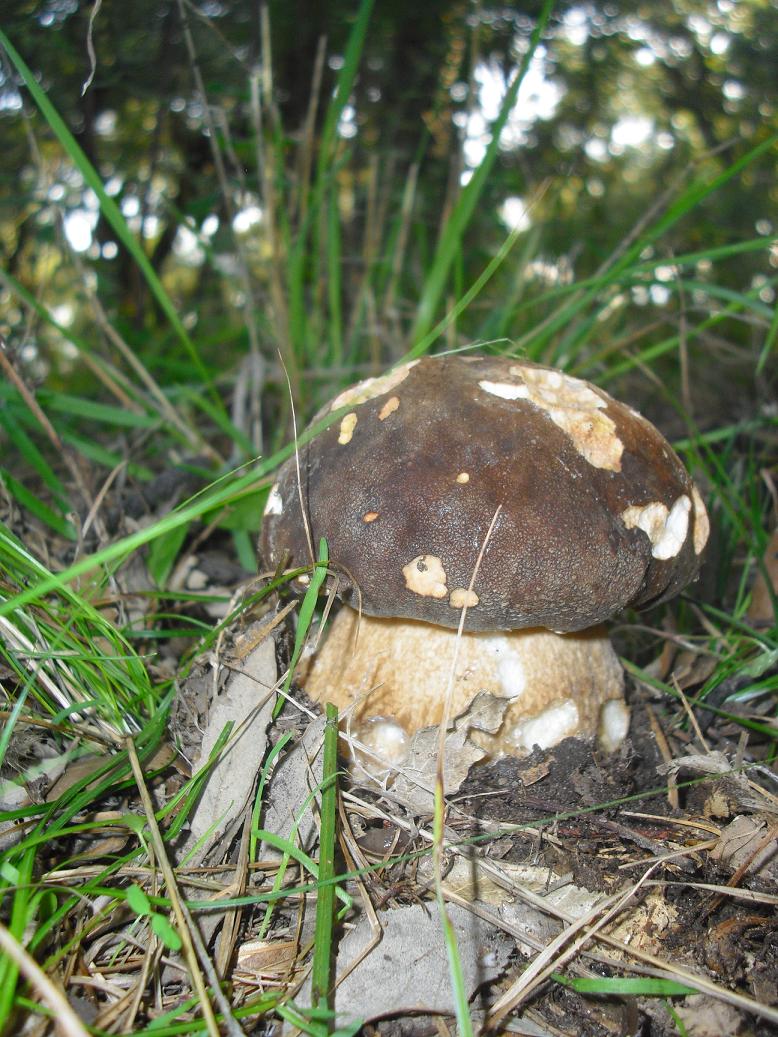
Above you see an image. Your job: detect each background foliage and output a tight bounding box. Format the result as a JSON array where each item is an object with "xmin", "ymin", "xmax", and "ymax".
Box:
[{"xmin": 1, "ymin": 0, "xmax": 775, "ymax": 428}]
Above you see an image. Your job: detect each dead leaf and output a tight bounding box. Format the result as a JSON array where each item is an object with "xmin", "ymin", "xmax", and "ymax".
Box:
[
  {"xmin": 748, "ymin": 528, "xmax": 778, "ymax": 627},
  {"xmin": 388, "ymin": 693, "xmax": 511, "ymax": 814},
  {"xmin": 520, "ymin": 762, "xmax": 550, "ymax": 786},
  {"xmin": 260, "ymin": 716, "xmax": 325, "ymax": 856},
  {"xmin": 661, "ymin": 751, "xmax": 773, "ymax": 815},
  {"xmin": 710, "ymin": 814, "xmax": 778, "ymax": 883},
  {"xmin": 671, "ymin": 650, "xmax": 718, "ymax": 690},
  {"xmin": 0, "ymin": 778, "xmax": 28, "ymax": 811},
  {"xmin": 674, "ymin": 994, "xmax": 747, "ymax": 1037},
  {"xmin": 391, "ymin": 727, "xmax": 486, "ymax": 814},
  {"xmin": 47, "ymin": 744, "xmax": 176, "ymax": 801},
  {"xmin": 0, "ymin": 781, "xmax": 29, "ymax": 853},
  {"xmin": 703, "ymin": 786, "xmax": 739, "ymax": 820},
  {"xmin": 236, "ymin": 938, "xmax": 297, "ymax": 978},
  {"xmin": 461, "ymin": 690, "xmax": 511, "ymax": 735},
  {"xmin": 181, "ymin": 634, "xmax": 276, "ymax": 862},
  {"xmin": 301, "ymin": 902, "xmax": 512, "ymax": 1023}
]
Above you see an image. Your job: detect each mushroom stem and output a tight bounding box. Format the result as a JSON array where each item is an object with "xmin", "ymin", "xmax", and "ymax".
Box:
[{"xmin": 298, "ymin": 606, "xmax": 630, "ymax": 764}]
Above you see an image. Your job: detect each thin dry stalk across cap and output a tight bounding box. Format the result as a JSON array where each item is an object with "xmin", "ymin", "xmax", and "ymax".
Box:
[{"xmin": 262, "ymin": 354, "xmax": 710, "ymax": 769}]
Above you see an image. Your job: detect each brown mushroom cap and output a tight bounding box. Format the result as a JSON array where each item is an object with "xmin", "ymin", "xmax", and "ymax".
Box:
[{"xmin": 262, "ymin": 355, "xmax": 709, "ymax": 633}]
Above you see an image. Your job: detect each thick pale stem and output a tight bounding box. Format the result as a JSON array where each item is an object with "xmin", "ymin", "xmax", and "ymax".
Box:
[{"xmin": 299, "ymin": 606, "xmax": 629, "ymax": 762}]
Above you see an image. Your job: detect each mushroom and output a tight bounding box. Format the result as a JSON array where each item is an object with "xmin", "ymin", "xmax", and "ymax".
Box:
[{"xmin": 261, "ymin": 355, "xmax": 709, "ymax": 765}]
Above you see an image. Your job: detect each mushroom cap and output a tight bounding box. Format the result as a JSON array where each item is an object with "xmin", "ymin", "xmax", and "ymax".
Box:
[{"xmin": 261, "ymin": 355, "xmax": 709, "ymax": 633}]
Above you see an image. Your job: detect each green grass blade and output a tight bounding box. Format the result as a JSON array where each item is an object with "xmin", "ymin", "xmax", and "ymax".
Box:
[
  {"xmin": 433, "ymin": 788, "xmax": 473, "ymax": 1037},
  {"xmin": 488, "ymin": 234, "xmax": 774, "ymax": 343},
  {"xmin": 178, "ymin": 388, "xmax": 255, "ymax": 456},
  {"xmin": 252, "ymin": 830, "xmax": 349, "ymax": 909},
  {"xmin": 554, "ymin": 975, "xmax": 697, "ymax": 997},
  {"xmin": 147, "ymin": 524, "xmax": 190, "ymax": 588},
  {"xmin": 310, "ymin": 702, "xmax": 340, "ymax": 1017},
  {"xmin": 0, "ymin": 849, "xmax": 35, "ymax": 1028},
  {"xmin": 539, "ymin": 133, "xmax": 778, "ymax": 364},
  {"xmin": 757, "ymin": 294, "xmax": 777, "ymax": 374},
  {"xmin": 408, "ymin": 0, "xmax": 555, "ymax": 350},
  {"xmin": 316, "ymin": 0, "xmax": 374, "ymax": 179},
  {"xmin": 599, "ymin": 283, "xmax": 769, "ymax": 383},
  {"xmin": 285, "ymin": 0, "xmax": 373, "ymax": 375},
  {"xmin": 0, "ymin": 409, "xmax": 70, "ymax": 509},
  {"xmin": 38, "ymin": 392, "xmax": 159, "ymax": 428},
  {"xmin": 57, "ymin": 432, "xmax": 153, "ymax": 479},
  {"xmin": 0, "ymin": 470, "xmax": 76, "ymax": 540},
  {"xmin": 327, "ymin": 189, "xmax": 344, "ymax": 365},
  {"xmin": 407, "ymin": 221, "xmax": 527, "ymax": 360},
  {"xmin": 0, "ymin": 29, "xmax": 223, "ymax": 413},
  {"xmin": 250, "ymin": 730, "xmax": 294, "ymax": 864},
  {"xmin": 0, "ymin": 463, "xmax": 262, "ymax": 617},
  {"xmin": 0, "ymin": 686, "xmax": 28, "ymax": 772},
  {"xmin": 281, "ymin": 537, "xmax": 330, "ymax": 697}
]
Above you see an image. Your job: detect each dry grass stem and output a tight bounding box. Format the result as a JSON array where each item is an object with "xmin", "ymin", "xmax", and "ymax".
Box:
[
  {"xmin": 0, "ymin": 922, "xmax": 91, "ymax": 1037},
  {"xmin": 125, "ymin": 737, "xmax": 238, "ymax": 1037}
]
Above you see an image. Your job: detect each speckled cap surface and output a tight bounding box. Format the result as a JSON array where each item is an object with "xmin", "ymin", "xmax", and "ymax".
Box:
[{"xmin": 261, "ymin": 355, "xmax": 709, "ymax": 633}]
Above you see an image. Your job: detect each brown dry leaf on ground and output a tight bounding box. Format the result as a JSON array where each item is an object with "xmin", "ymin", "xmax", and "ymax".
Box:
[
  {"xmin": 710, "ymin": 814, "xmax": 778, "ymax": 884},
  {"xmin": 748, "ymin": 528, "xmax": 778, "ymax": 627},
  {"xmin": 674, "ymin": 994, "xmax": 749, "ymax": 1037},
  {"xmin": 386, "ymin": 698, "xmax": 502, "ymax": 813},
  {"xmin": 176, "ymin": 628, "xmax": 277, "ymax": 863},
  {"xmin": 661, "ymin": 750, "xmax": 778, "ymax": 816},
  {"xmin": 300, "ymin": 902, "xmax": 513, "ymax": 1024},
  {"xmin": 259, "ymin": 714, "xmax": 326, "ymax": 855}
]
